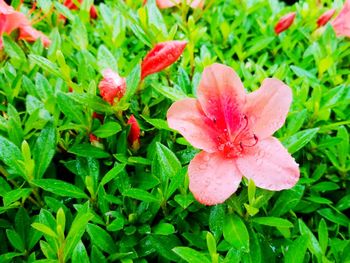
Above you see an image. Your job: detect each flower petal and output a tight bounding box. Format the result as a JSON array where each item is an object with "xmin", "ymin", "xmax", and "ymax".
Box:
[
  {"xmin": 167, "ymin": 98, "xmax": 218, "ymax": 152},
  {"xmin": 188, "ymin": 151, "xmax": 242, "ymax": 205},
  {"xmin": 19, "ymin": 25, "xmax": 51, "ymax": 47},
  {"xmin": 236, "ymin": 137, "xmax": 299, "ymax": 191},
  {"xmin": 331, "ymin": 0, "xmax": 350, "ymax": 38},
  {"xmin": 245, "ymin": 78, "xmax": 292, "ymax": 139},
  {"xmin": 197, "ymin": 63, "xmax": 246, "ymax": 137},
  {"xmin": 156, "ymin": 0, "xmax": 180, "ymax": 8}
]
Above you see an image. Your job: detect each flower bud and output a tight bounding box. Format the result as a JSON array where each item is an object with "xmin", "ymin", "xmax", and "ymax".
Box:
[
  {"xmin": 127, "ymin": 115, "xmax": 140, "ymax": 151},
  {"xmin": 98, "ymin": 69, "xmax": 126, "ymax": 105},
  {"xmin": 141, "ymin": 40, "xmax": 187, "ymax": 79},
  {"xmin": 317, "ymin": 9, "xmax": 335, "ymax": 28},
  {"xmin": 274, "ymin": 12, "xmax": 296, "ymax": 35}
]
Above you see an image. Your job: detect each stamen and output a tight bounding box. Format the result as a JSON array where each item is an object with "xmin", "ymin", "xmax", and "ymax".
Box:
[{"xmin": 240, "ymin": 133, "xmax": 259, "ymax": 148}]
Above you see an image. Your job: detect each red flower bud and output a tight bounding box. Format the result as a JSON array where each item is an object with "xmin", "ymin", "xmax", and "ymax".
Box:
[
  {"xmin": 317, "ymin": 9, "xmax": 336, "ymax": 28},
  {"xmin": 98, "ymin": 69, "xmax": 126, "ymax": 105},
  {"xmin": 92, "ymin": 112, "xmax": 104, "ymax": 123},
  {"xmin": 274, "ymin": 12, "xmax": 296, "ymax": 35},
  {"xmin": 89, "ymin": 134, "xmax": 99, "ymax": 143},
  {"xmin": 89, "ymin": 5, "xmax": 98, "ymax": 19},
  {"xmin": 141, "ymin": 40, "xmax": 187, "ymax": 79},
  {"xmin": 127, "ymin": 115, "xmax": 140, "ymax": 151},
  {"xmin": 63, "ymin": 0, "xmax": 97, "ymax": 19}
]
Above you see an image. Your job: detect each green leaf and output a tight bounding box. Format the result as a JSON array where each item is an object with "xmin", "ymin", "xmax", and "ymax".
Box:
[
  {"xmin": 209, "ymin": 204, "xmax": 225, "ymax": 239},
  {"xmin": 142, "ymin": 116, "xmax": 172, "ymax": 131},
  {"xmin": 298, "ymin": 219, "xmax": 322, "ymax": 260},
  {"xmin": 6, "ymin": 229, "xmax": 25, "ymax": 252},
  {"xmin": 122, "ymin": 64, "xmax": 141, "ymax": 103},
  {"xmin": 86, "ymin": 224, "xmax": 117, "ymax": 254},
  {"xmin": 318, "ymin": 219, "xmax": 328, "ymax": 253},
  {"xmin": 3, "ymin": 188, "xmax": 32, "ymax": 207},
  {"xmin": 29, "ymin": 54, "xmax": 61, "ymax": 77},
  {"xmin": 67, "ymin": 93, "xmax": 114, "ymax": 114},
  {"xmin": 31, "ymin": 223, "xmax": 57, "ymax": 238},
  {"xmin": 93, "ymin": 122, "xmax": 122, "ymax": 138},
  {"xmin": 252, "ymin": 217, "xmax": 293, "ymax": 228},
  {"xmin": 33, "ymin": 122, "xmax": 56, "ymax": 179},
  {"xmin": 0, "ymin": 136, "xmax": 26, "ymax": 177},
  {"xmin": 3, "ymin": 35, "xmax": 26, "ymax": 64},
  {"xmin": 282, "ymin": 128, "xmax": 319, "ymax": 154},
  {"xmin": 64, "ymin": 209, "xmax": 94, "ymax": 262},
  {"xmin": 100, "ymin": 163, "xmax": 125, "ymax": 186},
  {"xmin": 172, "ymin": 247, "xmax": 211, "ymax": 263},
  {"xmin": 153, "ymin": 223, "xmax": 175, "ymax": 235},
  {"xmin": 32, "ymin": 179, "xmax": 88, "ymax": 199},
  {"xmin": 284, "ymin": 235, "xmax": 308, "ymax": 263},
  {"xmin": 317, "ymin": 208, "xmax": 350, "ymax": 226},
  {"xmin": 223, "ymin": 214, "xmax": 249, "ymax": 252},
  {"xmin": 155, "ymin": 142, "xmax": 181, "ymax": 181},
  {"xmin": 69, "ymin": 144, "xmax": 110, "ymax": 159},
  {"xmin": 123, "ymin": 188, "xmax": 159, "ymax": 203},
  {"xmin": 97, "ymin": 45, "xmax": 118, "ymax": 72},
  {"xmin": 57, "ymin": 92, "xmax": 87, "ymax": 125},
  {"xmin": 153, "ymin": 85, "xmax": 188, "ymax": 101},
  {"xmin": 72, "ymin": 241, "xmax": 89, "ymax": 263}
]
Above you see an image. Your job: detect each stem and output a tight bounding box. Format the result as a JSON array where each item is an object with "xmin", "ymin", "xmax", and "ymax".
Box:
[{"xmin": 0, "ymin": 166, "xmax": 43, "ymax": 208}]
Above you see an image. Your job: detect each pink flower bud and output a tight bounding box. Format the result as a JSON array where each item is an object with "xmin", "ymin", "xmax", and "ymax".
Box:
[
  {"xmin": 317, "ymin": 9, "xmax": 336, "ymax": 28},
  {"xmin": 141, "ymin": 40, "xmax": 187, "ymax": 79},
  {"xmin": 274, "ymin": 12, "xmax": 296, "ymax": 35},
  {"xmin": 98, "ymin": 69, "xmax": 126, "ymax": 105},
  {"xmin": 127, "ymin": 115, "xmax": 140, "ymax": 151}
]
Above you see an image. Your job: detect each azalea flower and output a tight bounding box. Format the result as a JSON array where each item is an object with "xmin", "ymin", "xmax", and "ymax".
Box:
[
  {"xmin": 167, "ymin": 63, "xmax": 300, "ymax": 205},
  {"xmin": 317, "ymin": 9, "xmax": 336, "ymax": 28},
  {"xmin": 141, "ymin": 40, "xmax": 187, "ymax": 79},
  {"xmin": 0, "ymin": 0, "xmax": 50, "ymax": 49},
  {"xmin": 144, "ymin": 0, "xmax": 204, "ymax": 9},
  {"xmin": 331, "ymin": 0, "xmax": 350, "ymax": 37},
  {"xmin": 274, "ymin": 12, "xmax": 296, "ymax": 34},
  {"xmin": 127, "ymin": 115, "xmax": 140, "ymax": 151},
  {"xmin": 98, "ymin": 69, "xmax": 126, "ymax": 105}
]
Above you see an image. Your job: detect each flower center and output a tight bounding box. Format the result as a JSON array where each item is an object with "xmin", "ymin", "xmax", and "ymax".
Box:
[{"xmin": 214, "ymin": 115, "xmax": 258, "ymax": 158}]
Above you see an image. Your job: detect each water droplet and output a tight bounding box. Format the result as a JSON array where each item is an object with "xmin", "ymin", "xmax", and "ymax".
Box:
[{"xmin": 203, "ymin": 155, "xmax": 210, "ymax": 162}]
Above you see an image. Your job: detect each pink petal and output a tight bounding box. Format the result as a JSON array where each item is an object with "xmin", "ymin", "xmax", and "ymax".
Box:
[
  {"xmin": 331, "ymin": 0, "xmax": 350, "ymax": 38},
  {"xmin": 236, "ymin": 137, "xmax": 299, "ymax": 191},
  {"xmin": 197, "ymin": 63, "xmax": 246, "ymax": 138},
  {"xmin": 187, "ymin": 0, "xmax": 204, "ymax": 8},
  {"xmin": 18, "ymin": 25, "xmax": 51, "ymax": 47},
  {"xmin": 244, "ymin": 78, "xmax": 292, "ymax": 140},
  {"xmin": 167, "ymin": 98, "xmax": 218, "ymax": 153},
  {"xmin": 188, "ymin": 151, "xmax": 242, "ymax": 205},
  {"xmin": 156, "ymin": 0, "xmax": 180, "ymax": 8}
]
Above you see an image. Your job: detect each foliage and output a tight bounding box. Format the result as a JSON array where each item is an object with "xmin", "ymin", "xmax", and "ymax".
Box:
[{"xmin": 0, "ymin": 0, "xmax": 349, "ymax": 262}]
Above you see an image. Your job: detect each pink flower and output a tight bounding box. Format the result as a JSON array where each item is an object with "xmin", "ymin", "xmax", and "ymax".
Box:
[
  {"xmin": 98, "ymin": 69, "xmax": 126, "ymax": 105},
  {"xmin": 331, "ymin": 0, "xmax": 350, "ymax": 37},
  {"xmin": 0, "ymin": 0, "xmax": 27, "ymax": 48},
  {"xmin": 127, "ymin": 115, "xmax": 140, "ymax": 151},
  {"xmin": 317, "ymin": 9, "xmax": 336, "ymax": 28},
  {"xmin": 167, "ymin": 63, "xmax": 300, "ymax": 205},
  {"xmin": 274, "ymin": 12, "xmax": 296, "ymax": 34},
  {"xmin": 141, "ymin": 40, "xmax": 187, "ymax": 79},
  {"xmin": 0, "ymin": 0, "xmax": 50, "ymax": 49},
  {"xmin": 144, "ymin": 0, "xmax": 204, "ymax": 9}
]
